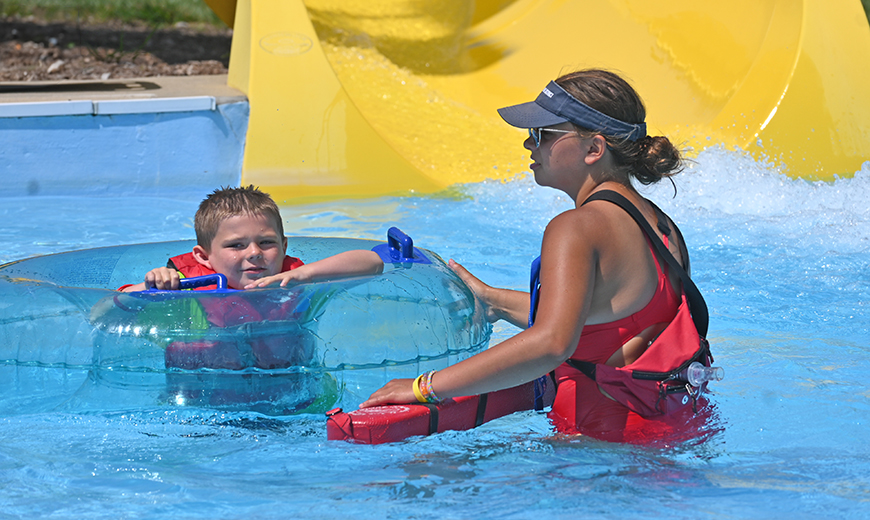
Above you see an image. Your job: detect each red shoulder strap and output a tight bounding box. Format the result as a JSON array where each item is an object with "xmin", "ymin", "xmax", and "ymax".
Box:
[{"xmin": 583, "ymin": 190, "xmax": 707, "ymax": 337}]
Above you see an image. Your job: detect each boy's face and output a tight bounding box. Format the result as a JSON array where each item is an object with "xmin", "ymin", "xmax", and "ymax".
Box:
[{"xmin": 192, "ymin": 213, "xmax": 287, "ymax": 289}]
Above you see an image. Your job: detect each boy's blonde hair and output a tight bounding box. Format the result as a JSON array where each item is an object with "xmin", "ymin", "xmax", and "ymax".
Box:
[{"xmin": 194, "ymin": 185, "xmax": 285, "ymax": 250}]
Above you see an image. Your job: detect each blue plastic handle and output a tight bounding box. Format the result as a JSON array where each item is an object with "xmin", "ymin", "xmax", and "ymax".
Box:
[
  {"xmin": 387, "ymin": 227, "xmax": 414, "ymax": 259},
  {"xmin": 141, "ymin": 273, "xmax": 235, "ymax": 293},
  {"xmin": 371, "ymin": 227, "xmax": 431, "ymax": 264},
  {"xmin": 178, "ymin": 273, "xmax": 229, "ymax": 290}
]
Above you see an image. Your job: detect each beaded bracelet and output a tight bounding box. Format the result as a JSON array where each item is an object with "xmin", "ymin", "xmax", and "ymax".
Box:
[{"xmin": 415, "ymin": 370, "xmax": 443, "ymax": 404}]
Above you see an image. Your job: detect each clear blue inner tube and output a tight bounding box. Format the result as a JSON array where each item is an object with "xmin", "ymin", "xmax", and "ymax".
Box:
[{"xmin": 0, "ymin": 229, "xmax": 491, "ymax": 415}]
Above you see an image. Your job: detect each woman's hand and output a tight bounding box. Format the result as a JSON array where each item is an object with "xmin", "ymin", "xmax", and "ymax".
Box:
[
  {"xmin": 359, "ymin": 378, "xmax": 416, "ymax": 408},
  {"xmin": 449, "ymin": 259, "xmax": 499, "ymax": 323},
  {"xmin": 450, "ymin": 259, "xmax": 531, "ymax": 328}
]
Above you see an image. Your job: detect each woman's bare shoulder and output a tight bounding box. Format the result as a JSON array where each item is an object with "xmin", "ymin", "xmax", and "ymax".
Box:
[{"xmin": 545, "ymin": 201, "xmax": 626, "ymax": 243}]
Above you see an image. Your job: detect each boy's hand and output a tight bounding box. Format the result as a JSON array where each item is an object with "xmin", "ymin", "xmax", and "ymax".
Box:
[
  {"xmin": 143, "ymin": 267, "xmax": 181, "ymax": 290},
  {"xmin": 244, "ymin": 270, "xmax": 305, "ymax": 289}
]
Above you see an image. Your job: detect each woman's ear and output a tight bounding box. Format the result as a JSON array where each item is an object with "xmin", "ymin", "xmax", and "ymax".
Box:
[
  {"xmin": 584, "ymin": 135, "xmax": 608, "ymax": 165},
  {"xmin": 192, "ymin": 245, "xmax": 213, "ymax": 269}
]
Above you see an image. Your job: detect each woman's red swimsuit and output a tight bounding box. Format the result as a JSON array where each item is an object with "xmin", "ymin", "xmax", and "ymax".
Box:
[{"xmin": 547, "ymin": 234, "xmax": 683, "ymax": 440}]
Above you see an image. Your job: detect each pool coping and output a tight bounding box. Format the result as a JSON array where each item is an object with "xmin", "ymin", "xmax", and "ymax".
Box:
[{"xmin": 0, "ymin": 74, "xmax": 246, "ymax": 117}]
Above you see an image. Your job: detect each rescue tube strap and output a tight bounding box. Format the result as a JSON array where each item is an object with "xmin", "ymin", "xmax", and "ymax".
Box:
[
  {"xmin": 566, "ymin": 359, "xmax": 596, "ymax": 380},
  {"xmin": 420, "ymin": 403, "xmax": 439, "ymax": 434},
  {"xmin": 651, "ymin": 203, "xmax": 691, "ymax": 278},
  {"xmin": 528, "ymin": 255, "xmax": 542, "ymax": 328},
  {"xmin": 475, "ymin": 393, "xmax": 489, "ymax": 427},
  {"xmin": 630, "ymin": 338, "xmax": 712, "ymax": 380},
  {"xmin": 582, "ymin": 190, "xmax": 708, "ymax": 337},
  {"xmin": 567, "ymin": 338, "xmax": 712, "ymax": 382}
]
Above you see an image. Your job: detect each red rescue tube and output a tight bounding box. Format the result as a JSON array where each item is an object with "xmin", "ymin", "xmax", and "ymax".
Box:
[{"xmin": 326, "ymin": 381, "xmax": 543, "ymax": 444}]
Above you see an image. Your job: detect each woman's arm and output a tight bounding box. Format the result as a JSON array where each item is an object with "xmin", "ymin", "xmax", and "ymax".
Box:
[
  {"xmin": 245, "ymin": 250, "xmax": 384, "ymax": 288},
  {"xmin": 361, "ymin": 211, "xmax": 599, "ymax": 407},
  {"xmin": 449, "ymin": 259, "xmax": 530, "ymax": 328}
]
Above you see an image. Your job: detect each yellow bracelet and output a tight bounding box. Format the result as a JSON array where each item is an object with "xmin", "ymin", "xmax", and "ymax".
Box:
[{"xmin": 412, "ymin": 373, "xmax": 427, "ymax": 403}]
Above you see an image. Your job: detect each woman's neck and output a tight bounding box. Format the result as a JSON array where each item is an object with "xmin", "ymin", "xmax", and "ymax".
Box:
[{"xmin": 573, "ymin": 178, "xmax": 634, "ymax": 208}]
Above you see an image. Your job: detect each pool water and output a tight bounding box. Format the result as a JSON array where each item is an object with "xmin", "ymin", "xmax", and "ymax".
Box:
[{"xmin": 1, "ymin": 147, "xmax": 869, "ymax": 518}]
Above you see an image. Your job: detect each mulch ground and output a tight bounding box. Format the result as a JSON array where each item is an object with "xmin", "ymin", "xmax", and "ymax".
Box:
[{"xmin": 0, "ymin": 17, "xmax": 232, "ymax": 81}]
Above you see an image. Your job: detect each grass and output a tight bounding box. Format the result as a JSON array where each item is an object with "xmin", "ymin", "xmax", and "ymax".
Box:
[
  {"xmin": 0, "ymin": 0, "xmax": 224, "ymax": 27},
  {"xmin": 3, "ymin": 0, "xmax": 869, "ymax": 30}
]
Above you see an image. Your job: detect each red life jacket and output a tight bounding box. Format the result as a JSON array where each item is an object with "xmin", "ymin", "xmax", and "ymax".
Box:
[
  {"xmin": 163, "ymin": 251, "xmax": 311, "ymax": 370},
  {"xmin": 167, "ymin": 252, "xmax": 305, "ymax": 288}
]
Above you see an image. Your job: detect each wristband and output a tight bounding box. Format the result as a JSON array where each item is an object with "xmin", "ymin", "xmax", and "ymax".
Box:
[
  {"xmin": 412, "ymin": 373, "xmax": 427, "ymax": 403},
  {"xmin": 418, "ymin": 370, "xmax": 443, "ymax": 404}
]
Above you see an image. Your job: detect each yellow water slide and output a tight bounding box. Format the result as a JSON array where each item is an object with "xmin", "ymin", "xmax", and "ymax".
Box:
[{"xmin": 204, "ymin": 0, "xmax": 870, "ymax": 202}]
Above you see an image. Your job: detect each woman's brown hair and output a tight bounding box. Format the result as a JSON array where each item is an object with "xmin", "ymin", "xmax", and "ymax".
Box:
[{"xmin": 556, "ymin": 69, "xmax": 683, "ymax": 186}]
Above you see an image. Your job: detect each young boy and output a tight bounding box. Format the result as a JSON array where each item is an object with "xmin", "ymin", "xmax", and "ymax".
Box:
[{"xmin": 120, "ymin": 185, "xmax": 383, "ymax": 292}]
